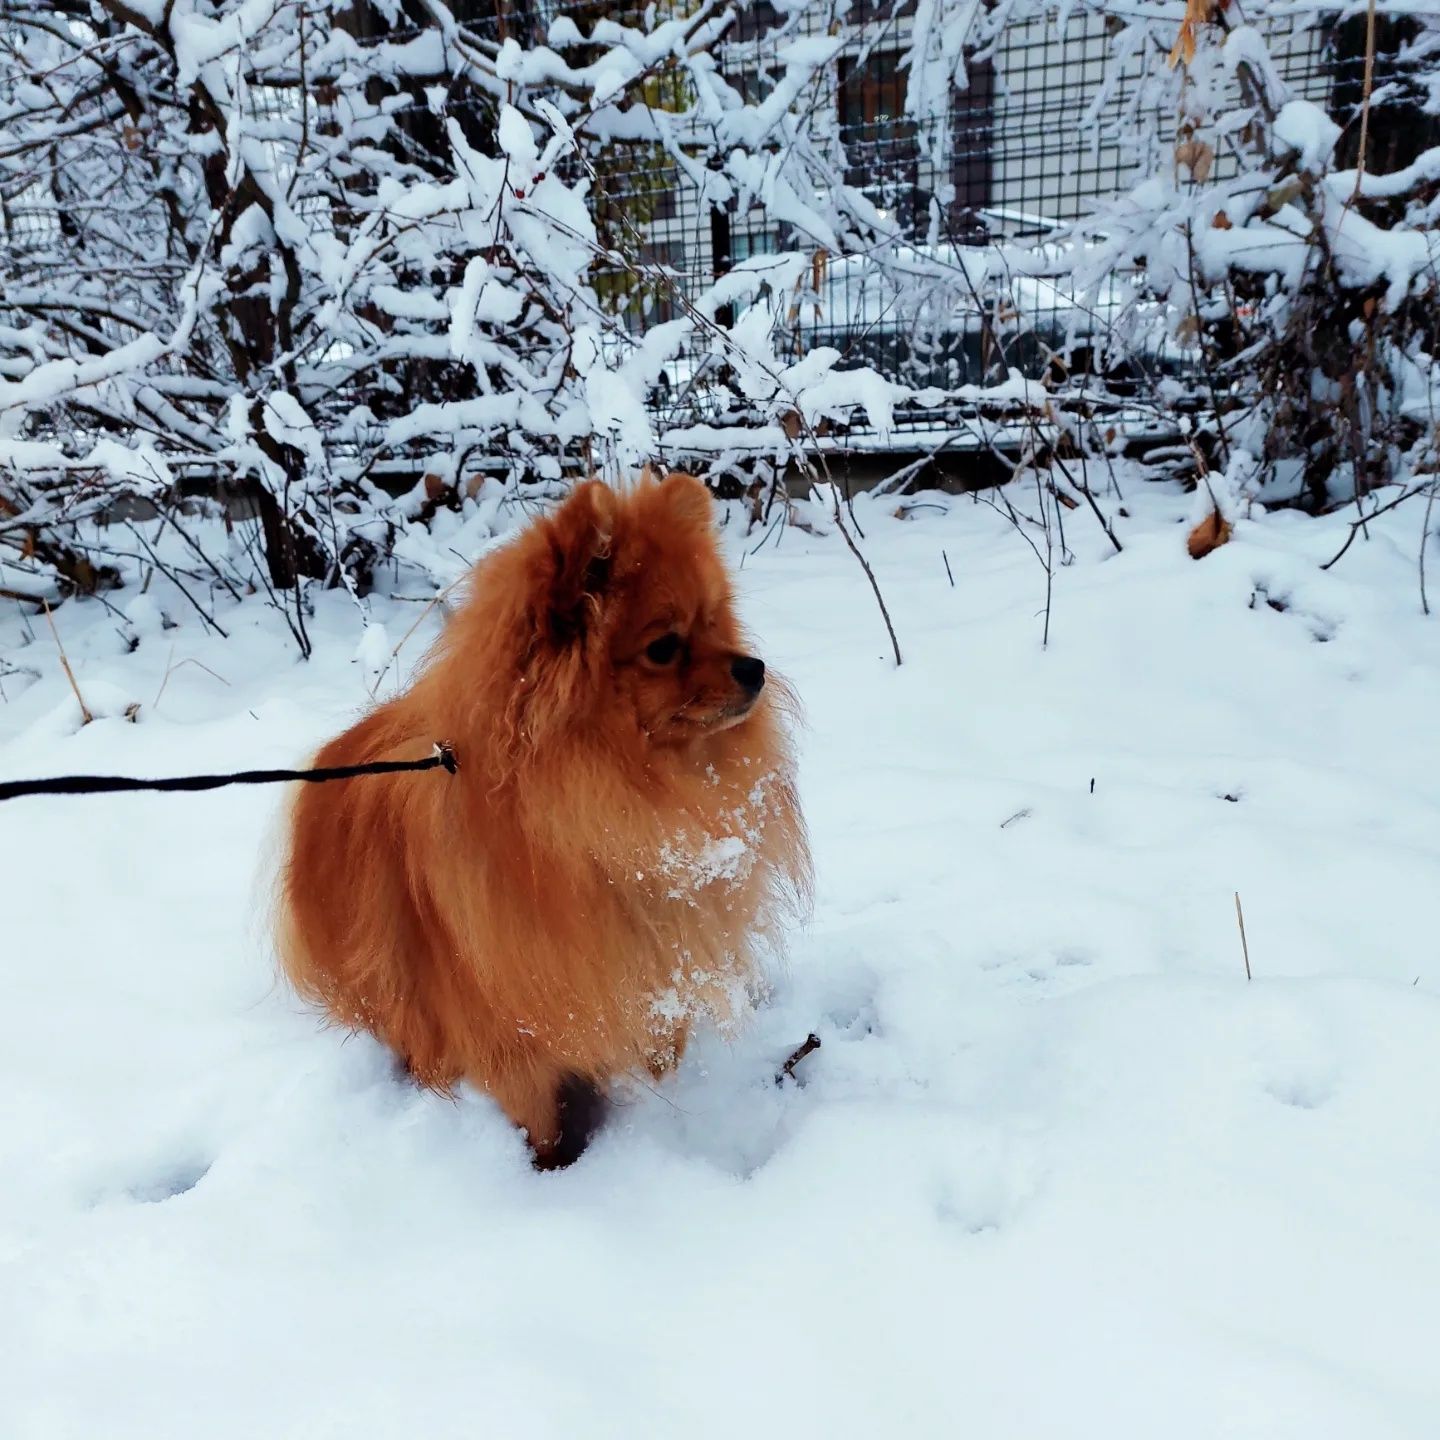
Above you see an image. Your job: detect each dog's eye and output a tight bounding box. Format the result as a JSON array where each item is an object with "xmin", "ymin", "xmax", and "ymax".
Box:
[{"xmin": 645, "ymin": 633, "xmax": 682, "ymax": 665}]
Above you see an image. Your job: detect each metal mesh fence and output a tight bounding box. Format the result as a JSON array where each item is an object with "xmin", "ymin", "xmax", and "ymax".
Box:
[{"xmin": 578, "ymin": 5, "xmax": 1405, "ymax": 453}]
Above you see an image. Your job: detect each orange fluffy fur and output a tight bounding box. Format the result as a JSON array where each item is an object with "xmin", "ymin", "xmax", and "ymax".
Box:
[{"xmin": 278, "ymin": 473, "xmax": 811, "ymax": 1166}]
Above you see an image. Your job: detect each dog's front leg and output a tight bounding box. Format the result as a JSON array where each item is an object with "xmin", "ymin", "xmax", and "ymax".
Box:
[{"xmin": 486, "ymin": 1065, "xmax": 607, "ymax": 1170}]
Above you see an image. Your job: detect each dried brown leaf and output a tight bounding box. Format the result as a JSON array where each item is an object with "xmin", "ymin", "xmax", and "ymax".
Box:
[
  {"xmin": 1175, "ymin": 139, "xmax": 1215, "ymax": 183},
  {"xmin": 1168, "ymin": 0, "xmax": 1217, "ymax": 67},
  {"xmin": 1187, "ymin": 509, "xmax": 1232, "ymax": 559}
]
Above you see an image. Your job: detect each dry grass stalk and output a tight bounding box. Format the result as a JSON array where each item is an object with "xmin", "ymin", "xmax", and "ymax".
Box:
[
  {"xmin": 368, "ymin": 576, "xmax": 464, "ymax": 698},
  {"xmin": 42, "ymin": 599, "xmax": 92, "ymax": 725},
  {"xmin": 1235, "ymin": 891, "xmax": 1252, "ymax": 982},
  {"xmin": 153, "ymin": 646, "xmax": 232, "ymax": 711}
]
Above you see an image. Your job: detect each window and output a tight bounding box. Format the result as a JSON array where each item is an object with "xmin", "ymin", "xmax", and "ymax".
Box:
[
  {"xmin": 732, "ymin": 229, "xmax": 780, "ymax": 262},
  {"xmin": 949, "ymin": 59, "xmax": 995, "ymax": 240},
  {"xmin": 837, "ymin": 50, "xmax": 916, "ymax": 158},
  {"xmin": 735, "ymin": 2, "xmax": 784, "ymax": 41},
  {"xmin": 837, "ymin": 49, "xmax": 922, "ymax": 230},
  {"xmin": 837, "ymin": 48, "xmax": 994, "ymax": 239}
]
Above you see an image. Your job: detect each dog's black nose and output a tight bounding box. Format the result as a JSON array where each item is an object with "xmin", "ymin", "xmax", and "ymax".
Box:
[{"xmin": 731, "ymin": 655, "xmax": 765, "ymax": 695}]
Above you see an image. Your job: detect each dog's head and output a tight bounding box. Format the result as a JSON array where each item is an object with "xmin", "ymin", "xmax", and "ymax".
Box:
[{"xmin": 519, "ymin": 472, "xmax": 766, "ymax": 747}]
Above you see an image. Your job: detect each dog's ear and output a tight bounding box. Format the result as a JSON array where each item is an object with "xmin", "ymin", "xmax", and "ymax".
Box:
[
  {"xmin": 659, "ymin": 471, "xmax": 714, "ymax": 529},
  {"xmin": 547, "ymin": 480, "xmax": 618, "ymax": 643}
]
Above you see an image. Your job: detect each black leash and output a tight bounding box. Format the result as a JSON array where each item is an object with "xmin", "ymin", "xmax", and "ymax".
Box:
[{"xmin": 0, "ymin": 742, "xmax": 458, "ymax": 804}]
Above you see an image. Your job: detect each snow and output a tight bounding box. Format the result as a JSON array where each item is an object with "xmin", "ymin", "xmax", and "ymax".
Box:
[
  {"xmin": 1272, "ymin": 99, "xmax": 1340, "ymax": 173},
  {"xmin": 3, "ymin": 481, "xmax": 1440, "ymax": 1437}
]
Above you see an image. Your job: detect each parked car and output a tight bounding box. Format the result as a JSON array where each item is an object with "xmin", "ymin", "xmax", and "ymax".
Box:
[
  {"xmin": 794, "ymin": 212, "xmax": 1183, "ymax": 389},
  {"xmin": 603, "ymin": 208, "xmax": 1184, "ymax": 418}
]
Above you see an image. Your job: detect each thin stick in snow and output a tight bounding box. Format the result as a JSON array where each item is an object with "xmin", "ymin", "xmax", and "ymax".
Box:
[
  {"xmin": 1235, "ymin": 891, "xmax": 1252, "ymax": 982},
  {"xmin": 833, "ymin": 497, "xmax": 902, "ymax": 666},
  {"xmin": 123, "ymin": 520, "xmax": 230, "ymax": 640},
  {"xmin": 42, "ymin": 599, "xmax": 92, "ymax": 726},
  {"xmin": 1049, "ymin": 451, "xmax": 1123, "ymax": 554},
  {"xmin": 1350, "ymin": 0, "xmax": 1380, "ymax": 203},
  {"xmin": 1420, "ymin": 482, "xmax": 1437, "ymax": 617}
]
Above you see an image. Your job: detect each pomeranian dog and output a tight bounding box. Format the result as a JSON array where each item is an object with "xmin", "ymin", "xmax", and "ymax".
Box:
[{"xmin": 279, "ymin": 472, "xmax": 811, "ymax": 1168}]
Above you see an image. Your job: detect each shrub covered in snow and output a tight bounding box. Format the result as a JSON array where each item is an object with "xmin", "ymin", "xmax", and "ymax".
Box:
[{"xmin": 0, "ymin": 1, "xmax": 904, "ymax": 632}]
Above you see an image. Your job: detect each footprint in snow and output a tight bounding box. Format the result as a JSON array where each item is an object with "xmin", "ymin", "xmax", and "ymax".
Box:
[
  {"xmin": 125, "ymin": 1159, "xmax": 212, "ymax": 1204},
  {"xmin": 1262, "ymin": 1070, "xmax": 1335, "ymax": 1111}
]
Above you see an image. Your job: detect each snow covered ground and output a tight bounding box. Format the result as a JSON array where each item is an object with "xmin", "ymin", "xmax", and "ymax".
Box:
[{"xmin": 2, "ymin": 478, "xmax": 1438, "ymax": 1438}]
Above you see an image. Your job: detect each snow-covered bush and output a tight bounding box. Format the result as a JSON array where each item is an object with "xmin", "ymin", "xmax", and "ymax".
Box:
[{"xmin": 0, "ymin": 1, "xmax": 904, "ymax": 635}]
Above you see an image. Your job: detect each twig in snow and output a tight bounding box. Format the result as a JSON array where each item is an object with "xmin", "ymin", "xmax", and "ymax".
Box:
[
  {"xmin": 124, "ymin": 521, "xmax": 229, "ymax": 639},
  {"xmin": 747, "ymin": 502, "xmax": 788, "ymax": 557},
  {"xmin": 1420, "ymin": 481, "xmax": 1437, "ymax": 617},
  {"xmin": 1321, "ymin": 484, "xmax": 1432, "ymax": 570},
  {"xmin": 776, "ymin": 1033, "xmax": 821, "ymax": 1086},
  {"xmin": 1049, "ymin": 450, "xmax": 1123, "ymax": 554},
  {"xmin": 42, "ymin": 599, "xmax": 92, "ymax": 725},
  {"xmin": 0, "ymin": 658, "xmax": 41, "ymax": 702},
  {"xmin": 1234, "ymin": 891, "xmax": 1252, "ymax": 982},
  {"xmin": 801, "ymin": 456, "xmax": 900, "ymax": 665},
  {"xmin": 832, "ymin": 494, "xmax": 902, "ymax": 666},
  {"xmin": 976, "ymin": 446, "xmax": 1060, "ymax": 647},
  {"xmin": 871, "ymin": 432, "xmax": 968, "ymax": 498},
  {"xmin": 153, "ymin": 504, "xmax": 244, "ymax": 605},
  {"xmin": 235, "ymin": 522, "xmax": 308, "ymax": 655},
  {"xmin": 943, "ymin": 549, "xmax": 955, "ymax": 587},
  {"xmin": 1035, "ymin": 469, "xmax": 1055, "ymax": 646}
]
